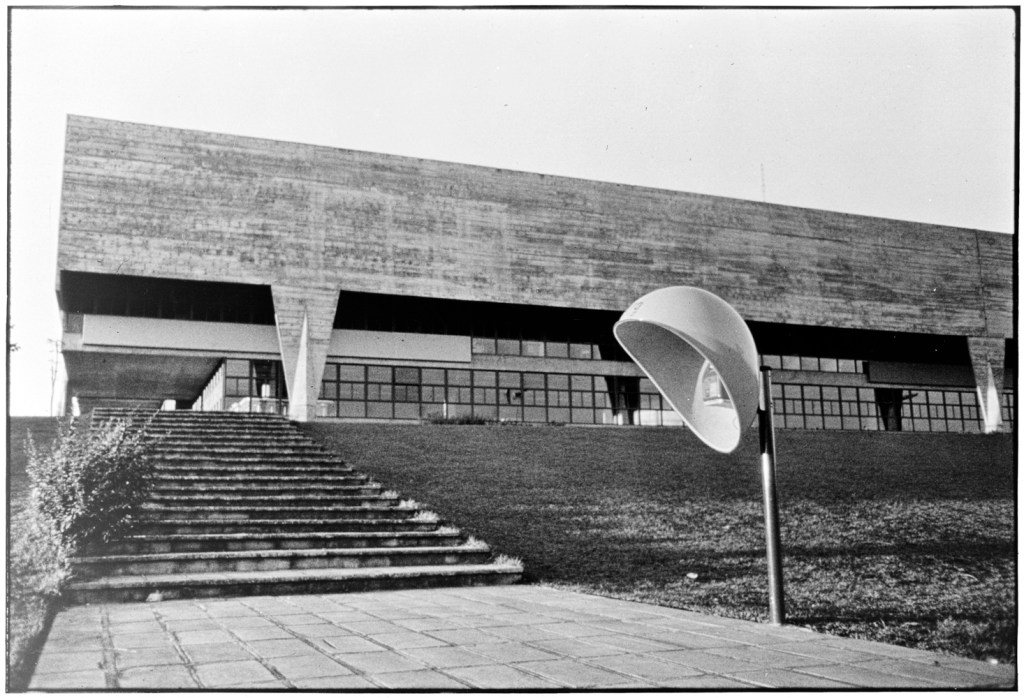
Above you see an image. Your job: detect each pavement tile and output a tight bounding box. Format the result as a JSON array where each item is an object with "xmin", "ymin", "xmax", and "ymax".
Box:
[
  {"xmin": 273, "ymin": 612, "xmax": 327, "ymax": 626},
  {"xmin": 651, "ymin": 648, "xmax": 769, "ymax": 674},
  {"xmin": 371, "ymin": 631, "xmax": 449, "ymax": 650},
  {"xmin": 364, "ymin": 606, "xmax": 426, "ymax": 620},
  {"xmin": 538, "ymin": 622, "xmax": 613, "ymax": 638},
  {"xmin": 479, "ymin": 624, "xmax": 562, "ymax": 642},
  {"xmin": 731, "ymin": 667, "xmax": 857, "ymax": 688},
  {"xmin": 770, "ymin": 639, "xmax": 883, "ymax": 664},
  {"xmin": 796, "ymin": 662, "xmax": 946, "ymax": 688},
  {"xmin": 582, "ymin": 633, "xmax": 680, "ymax": 653},
  {"xmin": 642, "ymin": 629, "xmax": 746, "ymax": 650},
  {"xmin": 529, "ymin": 637, "xmax": 629, "ymax": 659},
  {"xmin": 117, "ymin": 664, "xmax": 198, "ymax": 689},
  {"xmin": 182, "ymin": 641, "xmax": 254, "ymax": 664},
  {"xmin": 337, "ymin": 619, "xmax": 407, "ymax": 635},
  {"xmin": 175, "ymin": 628, "xmax": 236, "ymax": 645},
  {"xmin": 657, "ymin": 673, "xmax": 763, "ymax": 689},
  {"xmin": 372, "ymin": 669, "xmax": 469, "ymax": 689},
  {"xmin": 288, "ymin": 622, "xmax": 355, "ymax": 639},
  {"xmin": 469, "ymin": 612, "xmax": 548, "ymax": 627},
  {"xmin": 107, "ymin": 620, "xmax": 164, "ymax": 635},
  {"xmin": 291, "ymin": 674, "xmax": 381, "ymax": 689},
  {"xmin": 216, "ymin": 614, "xmax": 276, "ymax": 629},
  {"xmin": 317, "ymin": 610, "xmax": 381, "ymax": 624},
  {"xmin": 162, "ymin": 617, "xmax": 223, "ymax": 632},
  {"xmin": 247, "ymin": 637, "xmax": 319, "ymax": 658},
  {"xmin": 466, "ymin": 642, "xmax": 560, "ymax": 663},
  {"xmin": 109, "ymin": 631, "xmax": 171, "ymax": 649},
  {"xmin": 202, "ymin": 603, "xmax": 259, "ymax": 618},
  {"xmin": 393, "ymin": 616, "xmax": 464, "ymax": 632},
  {"xmin": 105, "ymin": 607, "xmax": 159, "ymax": 623},
  {"xmin": 585, "ymin": 653, "xmax": 705, "ymax": 681},
  {"xmin": 333, "ymin": 650, "xmax": 429, "ymax": 675},
  {"xmin": 403, "ymin": 645, "xmax": 497, "ymax": 668},
  {"xmin": 447, "ymin": 663, "xmax": 564, "ymax": 689},
  {"xmin": 28, "ymin": 669, "xmax": 108, "ymax": 690},
  {"xmin": 36, "ymin": 635, "xmax": 105, "ymax": 652},
  {"xmin": 427, "ymin": 627, "xmax": 504, "ymax": 645},
  {"xmin": 230, "ymin": 625, "xmax": 294, "ymax": 641},
  {"xmin": 33, "ymin": 649, "xmax": 103, "ymax": 672},
  {"xmin": 319, "ymin": 635, "xmax": 390, "ymax": 654},
  {"xmin": 854, "ymin": 657, "xmax": 1010, "ymax": 688},
  {"xmin": 194, "ymin": 659, "xmax": 278, "ymax": 687},
  {"xmin": 924, "ymin": 655, "xmax": 1017, "ymax": 680},
  {"xmin": 265, "ymin": 653, "xmax": 353, "ymax": 680},
  {"xmin": 705, "ymin": 644, "xmax": 828, "ymax": 667},
  {"xmin": 515, "ymin": 658, "xmax": 646, "ymax": 688},
  {"xmin": 114, "ymin": 646, "xmax": 186, "ymax": 669},
  {"xmin": 151, "ymin": 604, "xmax": 208, "ymax": 620},
  {"xmin": 281, "ymin": 597, "xmax": 347, "ymax": 612}
]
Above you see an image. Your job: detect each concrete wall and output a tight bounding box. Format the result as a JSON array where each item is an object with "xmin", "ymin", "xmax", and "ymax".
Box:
[{"xmin": 58, "ymin": 115, "xmax": 1012, "ymax": 341}]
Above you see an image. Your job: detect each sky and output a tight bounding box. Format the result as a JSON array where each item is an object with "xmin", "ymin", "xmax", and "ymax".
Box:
[{"xmin": 6, "ymin": 6, "xmax": 1017, "ymax": 416}]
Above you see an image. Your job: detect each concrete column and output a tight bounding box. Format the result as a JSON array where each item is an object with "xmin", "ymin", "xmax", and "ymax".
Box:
[
  {"xmin": 272, "ymin": 284, "xmax": 339, "ymax": 422},
  {"xmin": 967, "ymin": 337, "xmax": 1006, "ymax": 434}
]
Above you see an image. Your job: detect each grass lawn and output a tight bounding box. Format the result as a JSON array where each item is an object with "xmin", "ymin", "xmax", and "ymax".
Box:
[{"xmin": 304, "ymin": 423, "xmax": 1015, "ymax": 664}]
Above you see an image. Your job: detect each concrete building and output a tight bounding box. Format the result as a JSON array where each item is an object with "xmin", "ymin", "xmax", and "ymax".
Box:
[{"xmin": 57, "ymin": 115, "xmax": 1014, "ymax": 433}]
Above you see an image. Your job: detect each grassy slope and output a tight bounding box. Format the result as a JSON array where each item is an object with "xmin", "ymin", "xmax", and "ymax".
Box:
[{"xmin": 303, "ymin": 423, "xmax": 1015, "ymax": 663}]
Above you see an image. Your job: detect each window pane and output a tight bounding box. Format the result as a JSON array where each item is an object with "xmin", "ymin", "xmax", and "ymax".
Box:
[
  {"xmin": 472, "ymin": 337, "xmax": 496, "ymax": 354},
  {"xmin": 546, "ymin": 342, "xmax": 569, "ymax": 358},
  {"xmin": 838, "ymin": 359, "xmax": 856, "ymax": 373},
  {"xmin": 800, "ymin": 357, "xmax": 819, "ymax": 371},
  {"xmin": 523, "ymin": 373, "xmax": 545, "ymax": 389},
  {"xmin": 499, "ymin": 372, "xmax": 521, "ymax": 388},
  {"xmin": 322, "ymin": 364, "xmax": 339, "ymax": 381},
  {"xmin": 497, "ymin": 339, "xmax": 520, "ymax": 355},
  {"xmin": 448, "ymin": 369, "xmax": 471, "ymax": 386},
  {"xmin": 226, "ymin": 359, "xmax": 250, "ymax": 377},
  {"xmin": 474, "ymin": 371, "xmax": 497, "ymax": 387},
  {"xmin": 762, "ymin": 355, "xmax": 782, "ymax": 370},
  {"xmin": 571, "ymin": 375, "xmax": 593, "ymax": 391},
  {"xmin": 338, "ymin": 365, "xmax": 364, "ymax": 381},
  {"xmin": 547, "ymin": 374, "xmax": 569, "ymax": 390},
  {"xmin": 569, "ymin": 343, "xmax": 593, "ymax": 360},
  {"xmin": 521, "ymin": 340, "xmax": 544, "ymax": 357},
  {"xmin": 819, "ymin": 358, "xmax": 838, "ymax": 372},
  {"xmin": 395, "ymin": 367, "xmax": 419, "ymax": 384},
  {"xmin": 422, "ymin": 368, "xmax": 445, "ymax": 385},
  {"xmin": 338, "ymin": 401, "xmax": 366, "ymax": 418},
  {"xmin": 782, "ymin": 356, "xmax": 800, "ymax": 371},
  {"xmin": 368, "ymin": 366, "xmax": 391, "ymax": 383}
]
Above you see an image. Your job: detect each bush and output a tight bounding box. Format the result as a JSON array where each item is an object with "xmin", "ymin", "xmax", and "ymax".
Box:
[
  {"xmin": 8, "ymin": 416, "xmax": 157, "ymax": 690},
  {"xmin": 424, "ymin": 413, "xmax": 495, "ymax": 425},
  {"xmin": 25, "ymin": 417, "xmax": 156, "ymax": 554}
]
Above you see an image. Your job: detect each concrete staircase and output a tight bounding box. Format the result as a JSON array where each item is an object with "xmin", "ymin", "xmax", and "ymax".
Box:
[{"xmin": 67, "ymin": 409, "xmax": 523, "ymax": 603}]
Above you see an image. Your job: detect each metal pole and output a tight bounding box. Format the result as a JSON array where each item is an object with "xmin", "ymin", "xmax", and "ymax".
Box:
[{"xmin": 758, "ymin": 366, "xmax": 785, "ymax": 625}]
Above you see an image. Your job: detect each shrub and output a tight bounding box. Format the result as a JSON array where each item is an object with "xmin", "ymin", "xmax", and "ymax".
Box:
[
  {"xmin": 424, "ymin": 413, "xmax": 495, "ymax": 425},
  {"xmin": 25, "ymin": 417, "xmax": 156, "ymax": 554},
  {"xmin": 8, "ymin": 416, "xmax": 157, "ymax": 690}
]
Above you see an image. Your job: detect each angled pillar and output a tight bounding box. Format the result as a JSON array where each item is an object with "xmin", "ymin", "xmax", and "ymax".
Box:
[
  {"xmin": 272, "ymin": 284, "xmax": 339, "ymax": 422},
  {"xmin": 967, "ymin": 337, "xmax": 1006, "ymax": 434}
]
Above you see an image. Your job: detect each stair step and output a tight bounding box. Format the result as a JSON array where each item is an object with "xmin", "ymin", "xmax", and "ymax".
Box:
[
  {"xmin": 99, "ymin": 531, "xmax": 465, "ymax": 554},
  {"xmin": 149, "ymin": 494, "xmax": 398, "ymax": 506},
  {"xmin": 68, "ymin": 563, "xmax": 525, "ymax": 604},
  {"xmin": 135, "ymin": 519, "xmax": 442, "ymax": 535},
  {"xmin": 154, "ymin": 484, "xmax": 380, "ymax": 496},
  {"xmin": 155, "ymin": 476, "xmax": 370, "ymax": 487},
  {"xmin": 154, "ymin": 464, "xmax": 353, "ymax": 475},
  {"xmin": 73, "ymin": 546, "xmax": 493, "ymax": 576},
  {"xmin": 142, "ymin": 505, "xmax": 419, "ymax": 521}
]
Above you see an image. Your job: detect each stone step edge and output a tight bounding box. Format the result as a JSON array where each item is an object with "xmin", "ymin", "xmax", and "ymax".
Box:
[
  {"xmin": 135, "ymin": 515, "xmax": 432, "ymax": 521},
  {"xmin": 67, "ymin": 563, "xmax": 524, "ymax": 591},
  {"xmin": 141, "ymin": 504, "xmax": 409, "ymax": 512},
  {"xmin": 72, "ymin": 544, "xmax": 491, "ymax": 564},
  {"xmin": 121, "ymin": 531, "xmax": 462, "ymax": 542}
]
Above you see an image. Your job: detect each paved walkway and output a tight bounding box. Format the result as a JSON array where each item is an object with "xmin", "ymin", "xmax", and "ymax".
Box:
[{"xmin": 29, "ymin": 585, "xmax": 1014, "ymax": 690}]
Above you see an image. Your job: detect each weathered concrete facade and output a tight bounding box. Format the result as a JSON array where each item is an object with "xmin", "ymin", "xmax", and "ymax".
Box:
[{"xmin": 56, "ymin": 116, "xmax": 1013, "ymax": 429}]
